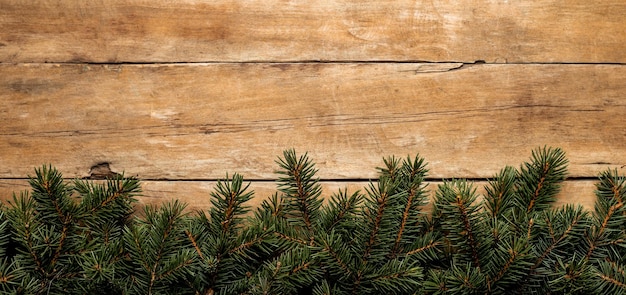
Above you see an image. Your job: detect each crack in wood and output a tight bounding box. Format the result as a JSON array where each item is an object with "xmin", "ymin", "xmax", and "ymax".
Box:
[{"xmin": 394, "ymin": 60, "xmax": 488, "ymax": 74}]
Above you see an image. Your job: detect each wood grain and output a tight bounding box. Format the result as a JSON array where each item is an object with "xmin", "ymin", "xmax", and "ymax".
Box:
[
  {"xmin": 1, "ymin": 0, "xmax": 624, "ymax": 63},
  {"xmin": 0, "ymin": 179, "xmax": 599, "ymax": 213},
  {"xmin": 1, "ymin": 63, "xmax": 624, "ymax": 180}
]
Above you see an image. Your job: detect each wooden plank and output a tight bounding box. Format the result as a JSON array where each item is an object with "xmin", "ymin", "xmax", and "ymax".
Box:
[
  {"xmin": 1, "ymin": 63, "xmax": 625, "ymax": 179},
  {"xmin": 0, "ymin": 179, "xmax": 599, "ymax": 213},
  {"xmin": 1, "ymin": 1, "xmax": 625, "ymax": 63}
]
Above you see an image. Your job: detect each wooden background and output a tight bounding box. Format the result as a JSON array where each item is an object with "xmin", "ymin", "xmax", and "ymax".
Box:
[{"xmin": 1, "ymin": 0, "xmax": 625, "ymax": 211}]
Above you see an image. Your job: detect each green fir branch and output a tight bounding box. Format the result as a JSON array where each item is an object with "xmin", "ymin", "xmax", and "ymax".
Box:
[
  {"xmin": 585, "ymin": 169, "xmax": 626, "ymax": 261},
  {"xmin": 594, "ymin": 259, "xmax": 626, "ymax": 294},
  {"xmin": 209, "ymin": 173, "xmax": 253, "ymax": 236},
  {"xmin": 360, "ymin": 177, "xmax": 403, "ymax": 265},
  {"xmin": 1, "ymin": 147, "xmax": 625, "ymax": 294},
  {"xmin": 319, "ymin": 188, "xmax": 363, "ymax": 233},
  {"xmin": 390, "ymin": 155, "xmax": 429, "ymax": 258},
  {"xmin": 434, "ymin": 180, "xmax": 483, "ymax": 270},
  {"xmin": 276, "ymin": 149, "xmax": 323, "ymax": 245},
  {"xmin": 516, "ymin": 146, "xmax": 568, "ymax": 213},
  {"xmin": 516, "ymin": 205, "xmax": 589, "ymax": 293},
  {"xmin": 484, "ymin": 166, "xmax": 517, "ymax": 218}
]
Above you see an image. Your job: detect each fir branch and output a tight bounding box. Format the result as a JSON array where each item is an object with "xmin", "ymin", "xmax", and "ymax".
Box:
[
  {"xmin": 364, "ymin": 259, "xmax": 423, "ymax": 294},
  {"xmin": 597, "ymin": 238, "xmax": 626, "ymax": 248},
  {"xmin": 404, "ymin": 155, "xmax": 428, "ymax": 181},
  {"xmin": 29, "ymin": 165, "xmax": 76, "ymax": 227},
  {"xmin": 0, "ymin": 269, "xmax": 14, "ymax": 284},
  {"xmin": 585, "ymin": 169, "xmax": 626, "ymax": 260},
  {"xmin": 0, "ymin": 213, "xmax": 8, "ymax": 259},
  {"xmin": 434, "ymin": 180, "xmax": 483, "ymax": 270},
  {"xmin": 489, "ymin": 248, "xmax": 517, "ymax": 287},
  {"xmin": 598, "ymin": 274, "xmax": 626, "ymax": 289},
  {"xmin": 229, "ymin": 236, "xmax": 267, "ymax": 256},
  {"xmin": 148, "ymin": 206, "xmax": 184, "ymax": 293},
  {"xmin": 595, "ymin": 259, "xmax": 626, "ymax": 294},
  {"xmin": 290, "ymin": 261, "xmax": 312, "ymax": 275},
  {"xmin": 485, "ymin": 238, "xmax": 532, "ymax": 292},
  {"xmin": 209, "ymin": 173, "xmax": 253, "ymax": 236},
  {"xmin": 76, "ymin": 176, "xmax": 139, "ymax": 220},
  {"xmin": 318, "ymin": 230, "xmax": 355, "ymax": 279},
  {"xmin": 377, "ymin": 156, "xmax": 401, "ymax": 182},
  {"xmin": 391, "ymin": 182, "xmax": 421, "ymax": 258},
  {"xmin": 185, "ymin": 229, "xmax": 204, "ymax": 260},
  {"xmin": 361, "ymin": 178, "xmax": 399, "ymax": 264},
  {"xmin": 516, "ymin": 147, "xmax": 568, "ymax": 213},
  {"xmin": 605, "ymin": 258, "xmax": 626, "ymax": 278},
  {"xmin": 456, "ymin": 193, "xmax": 481, "ymax": 269},
  {"xmin": 382, "ymin": 155, "xmax": 429, "ymax": 258},
  {"xmin": 527, "ymin": 173, "xmax": 546, "ymax": 213},
  {"xmin": 406, "ymin": 240, "xmax": 439, "ymax": 257},
  {"xmin": 322, "ymin": 242, "xmax": 352, "ymax": 277},
  {"xmin": 444, "ymin": 263, "xmax": 485, "ymax": 293},
  {"xmin": 273, "ymin": 232, "xmax": 310, "ymax": 246},
  {"xmin": 2, "ymin": 147, "xmax": 625, "ymax": 294},
  {"xmin": 50, "ymin": 222, "xmax": 69, "ymax": 268},
  {"xmin": 516, "ymin": 205, "xmax": 589, "ymax": 293},
  {"xmin": 127, "ymin": 225, "xmax": 151, "ymax": 272},
  {"xmin": 527, "ymin": 218, "xmax": 534, "ymax": 241},
  {"xmin": 546, "ymin": 214, "xmax": 556, "ymax": 243},
  {"xmin": 532, "ymin": 209, "xmax": 585, "ymax": 270},
  {"xmin": 25, "ymin": 227, "xmax": 44, "ymax": 276},
  {"xmin": 156, "ymin": 250, "xmax": 195, "ymax": 281},
  {"xmin": 484, "ymin": 166, "xmax": 517, "ymax": 218},
  {"xmin": 276, "ymin": 149, "xmax": 323, "ymax": 245},
  {"xmin": 7, "ymin": 192, "xmax": 46, "ymax": 276},
  {"xmin": 262, "ymin": 193, "xmax": 285, "ymax": 218},
  {"xmin": 422, "ymin": 269, "xmax": 451, "ymax": 293},
  {"xmin": 585, "ymin": 201, "xmax": 623, "ymax": 259},
  {"xmin": 228, "ymin": 221, "xmax": 275, "ymax": 262},
  {"xmin": 251, "ymin": 247, "xmax": 321, "ymax": 294},
  {"xmin": 351, "ymin": 271, "xmax": 363, "ymax": 295},
  {"xmin": 548, "ymin": 255, "xmax": 595, "ymax": 294},
  {"xmin": 312, "ymin": 280, "xmax": 346, "ymax": 295},
  {"xmin": 124, "ymin": 200, "xmax": 193, "ymax": 294},
  {"xmin": 320, "ymin": 189, "xmax": 363, "ymax": 233}
]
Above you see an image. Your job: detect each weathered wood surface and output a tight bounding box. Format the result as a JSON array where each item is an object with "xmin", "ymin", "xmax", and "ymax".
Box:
[
  {"xmin": 0, "ymin": 179, "xmax": 599, "ymax": 212},
  {"xmin": 1, "ymin": 0, "xmax": 625, "ymax": 63},
  {"xmin": 1, "ymin": 63, "xmax": 624, "ymax": 180}
]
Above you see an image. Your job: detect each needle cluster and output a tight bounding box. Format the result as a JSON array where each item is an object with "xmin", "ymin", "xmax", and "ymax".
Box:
[{"xmin": 0, "ymin": 147, "xmax": 624, "ymax": 294}]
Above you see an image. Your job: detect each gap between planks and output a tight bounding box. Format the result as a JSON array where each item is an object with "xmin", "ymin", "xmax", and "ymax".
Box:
[{"xmin": 4, "ymin": 61, "xmax": 626, "ymax": 65}]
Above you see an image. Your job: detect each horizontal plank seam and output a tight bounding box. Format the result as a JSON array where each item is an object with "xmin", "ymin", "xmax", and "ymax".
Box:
[
  {"xmin": 0, "ymin": 177, "xmax": 603, "ymax": 182},
  {"xmin": 2, "ymin": 61, "xmax": 626, "ymax": 66}
]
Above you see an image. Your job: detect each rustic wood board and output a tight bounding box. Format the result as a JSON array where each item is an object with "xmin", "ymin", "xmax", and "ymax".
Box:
[
  {"xmin": 1, "ymin": 1, "xmax": 624, "ymax": 63},
  {"xmin": 0, "ymin": 179, "xmax": 599, "ymax": 213},
  {"xmin": 1, "ymin": 63, "xmax": 624, "ymax": 179}
]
